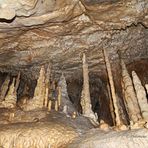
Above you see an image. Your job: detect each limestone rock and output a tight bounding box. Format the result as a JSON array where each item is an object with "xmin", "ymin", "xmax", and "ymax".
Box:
[
  {"xmin": 121, "ymin": 59, "xmax": 142, "ymax": 123},
  {"xmin": 58, "ymin": 74, "xmax": 76, "ymax": 115},
  {"xmin": 132, "ymin": 71, "xmax": 148, "ymax": 121},
  {"xmin": 68, "ymin": 128, "xmax": 148, "ymax": 148},
  {"xmin": 80, "ymin": 53, "xmax": 98, "ymax": 125},
  {"xmin": 1, "ymin": 78, "xmax": 17, "ymax": 108},
  {"xmin": 24, "ymin": 66, "xmax": 46, "ymax": 111},
  {"xmin": 0, "ymin": 75, "xmax": 10, "ymax": 101},
  {"xmin": 0, "ymin": 8, "xmax": 15, "ymax": 20},
  {"xmin": 103, "ymin": 49, "xmax": 122, "ymax": 126},
  {"xmin": 145, "ymin": 84, "xmax": 148, "ymax": 94}
]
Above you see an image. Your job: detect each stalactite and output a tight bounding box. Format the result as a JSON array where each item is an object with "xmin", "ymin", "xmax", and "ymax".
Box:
[
  {"xmin": 80, "ymin": 53, "xmax": 98, "ymax": 125},
  {"xmin": 103, "ymin": 49, "xmax": 122, "ymax": 127},
  {"xmin": 121, "ymin": 59, "xmax": 142, "ymax": 123},
  {"xmin": 132, "ymin": 71, "xmax": 148, "ymax": 121},
  {"xmin": 44, "ymin": 64, "xmax": 50, "ymax": 107},
  {"xmin": 2, "ymin": 78, "xmax": 16, "ymax": 108},
  {"xmin": 0, "ymin": 75, "xmax": 10, "ymax": 101}
]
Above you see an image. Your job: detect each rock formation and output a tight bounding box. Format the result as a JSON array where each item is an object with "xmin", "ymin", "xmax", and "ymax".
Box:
[
  {"xmin": 24, "ymin": 66, "xmax": 46, "ymax": 111},
  {"xmin": 145, "ymin": 84, "xmax": 148, "ymax": 94},
  {"xmin": 33, "ymin": 66, "xmax": 46, "ymax": 108},
  {"xmin": 0, "ymin": 0, "xmax": 147, "ymax": 147},
  {"xmin": 1, "ymin": 78, "xmax": 17, "ymax": 108},
  {"xmin": 132, "ymin": 71, "xmax": 148, "ymax": 121},
  {"xmin": 58, "ymin": 74, "xmax": 76, "ymax": 115},
  {"xmin": 0, "ymin": 75, "xmax": 10, "ymax": 101},
  {"xmin": 121, "ymin": 60, "xmax": 142, "ymax": 123},
  {"xmin": 103, "ymin": 49, "xmax": 122, "ymax": 127},
  {"xmin": 80, "ymin": 53, "xmax": 98, "ymax": 125},
  {"xmin": 44, "ymin": 64, "xmax": 51, "ymax": 107}
]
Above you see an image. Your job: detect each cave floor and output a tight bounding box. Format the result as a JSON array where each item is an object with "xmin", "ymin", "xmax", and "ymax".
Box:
[{"xmin": 0, "ymin": 108, "xmax": 148, "ymax": 148}]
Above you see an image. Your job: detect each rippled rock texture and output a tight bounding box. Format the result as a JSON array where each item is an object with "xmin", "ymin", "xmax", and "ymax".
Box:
[{"xmin": 0, "ymin": 0, "xmax": 147, "ymax": 79}]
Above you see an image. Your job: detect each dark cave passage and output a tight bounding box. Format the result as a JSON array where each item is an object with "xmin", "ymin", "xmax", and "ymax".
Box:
[{"xmin": 67, "ymin": 74, "xmax": 114, "ymax": 126}]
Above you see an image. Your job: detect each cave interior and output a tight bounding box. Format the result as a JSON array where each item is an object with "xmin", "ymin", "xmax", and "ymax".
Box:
[{"xmin": 0, "ymin": 0, "xmax": 148, "ymax": 147}]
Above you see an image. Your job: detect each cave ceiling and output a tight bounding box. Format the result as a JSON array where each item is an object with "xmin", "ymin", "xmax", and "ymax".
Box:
[{"xmin": 0, "ymin": 0, "xmax": 147, "ymax": 80}]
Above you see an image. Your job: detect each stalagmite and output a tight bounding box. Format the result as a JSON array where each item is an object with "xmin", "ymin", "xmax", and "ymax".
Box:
[
  {"xmin": 57, "ymin": 86, "xmax": 61, "ymax": 107},
  {"xmin": 121, "ymin": 59, "xmax": 142, "ymax": 123},
  {"xmin": 3, "ymin": 78, "xmax": 17, "ymax": 108},
  {"xmin": 107, "ymin": 83, "xmax": 116, "ymax": 125},
  {"xmin": 58, "ymin": 73, "xmax": 76, "ymax": 115},
  {"xmin": 80, "ymin": 53, "xmax": 98, "ymax": 125},
  {"xmin": 103, "ymin": 49, "xmax": 122, "ymax": 127},
  {"xmin": 145, "ymin": 84, "xmax": 148, "ymax": 94},
  {"xmin": 25, "ymin": 66, "xmax": 46, "ymax": 111},
  {"xmin": 99, "ymin": 120, "xmax": 110, "ymax": 131},
  {"xmin": 14, "ymin": 72, "xmax": 21, "ymax": 95},
  {"xmin": 55, "ymin": 101, "xmax": 58, "ymax": 111},
  {"xmin": 48, "ymin": 100, "xmax": 52, "ymax": 111},
  {"xmin": 31, "ymin": 65, "xmax": 46, "ymax": 109},
  {"xmin": 132, "ymin": 71, "xmax": 148, "ymax": 121},
  {"xmin": 0, "ymin": 75, "xmax": 10, "ymax": 101},
  {"xmin": 44, "ymin": 64, "xmax": 50, "ymax": 107}
]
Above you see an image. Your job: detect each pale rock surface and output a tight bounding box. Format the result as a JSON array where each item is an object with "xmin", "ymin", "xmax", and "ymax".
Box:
[
  {"xmin": 121, "ymin": 60, "xmax": 142, "ymax": 123},
  {"xmin": 58, "ymin": 74, "xmax": 76, "ymax": 115},
  {"xmin": 132, "ymin": 71, "xmax": 148, "ymax": 121},
  {"xmin": 0, "ymin": 78, "xmax": 17, "ymax": 108},
  {"xmin": 68, "ymin": 128, "xmax": 148, "ymax": 148}
]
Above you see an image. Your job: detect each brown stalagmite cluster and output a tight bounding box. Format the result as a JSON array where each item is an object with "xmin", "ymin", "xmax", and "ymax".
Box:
[
  {"xmin": 121, "ymin": 59, "xmax": 142, "ymax": 124},
  {"xmin": 1, "ymin": 78, "xmax": 16, "ymax": 108},
  {"xmin": 80, "ymin": 53, "xmax": 98, "ymax": 126},
  {"xmin": 103, "ymin": 49, "xmax": 123, "ymax": 127},
  {"xmin": 24, "ymin": 66, "xmax": 46, "ymax": 111},
  {"xmin": 0, "ymin": 72, "xmax": 21, "ymax": 109},
  {"xmin": 132, "ymin": 71, "xmax": 148, "ymax": 121},
  {"xmin": 0, "ymin": 75, "xmax": 10, "ymax": 101}
]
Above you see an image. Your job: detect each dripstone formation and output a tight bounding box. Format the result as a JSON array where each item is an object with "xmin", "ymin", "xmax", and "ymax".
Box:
[{"xmin": 0, "ymin": 0, "xmax": 147, "ymax": 148}]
